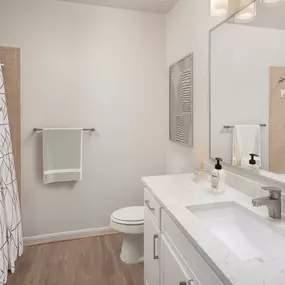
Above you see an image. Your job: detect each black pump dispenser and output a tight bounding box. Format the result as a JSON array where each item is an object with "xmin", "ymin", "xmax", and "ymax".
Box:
[
  {"xmin": 249, "ymin": 153, "xmax": 258, "ymax": 165},
  {"xmin": 214, "ymin": 158, "xmax": 223, "ymax": 170}
]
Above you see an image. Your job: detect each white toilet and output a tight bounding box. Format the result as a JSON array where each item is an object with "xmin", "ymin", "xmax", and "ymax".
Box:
[{"xmin": 110, "ymin": 206, "xmax": 144, "ymax": 264}]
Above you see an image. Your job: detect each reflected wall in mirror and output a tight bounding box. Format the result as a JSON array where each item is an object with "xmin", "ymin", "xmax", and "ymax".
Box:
[{"xmin": 210, "ymin": 0, "xmax": 285, "ymax": 183}]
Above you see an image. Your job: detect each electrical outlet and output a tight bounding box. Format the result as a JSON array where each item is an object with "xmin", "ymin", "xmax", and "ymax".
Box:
[{"xmin": 281, "ymin": 89, "xmax": 285, "ymax": 99}]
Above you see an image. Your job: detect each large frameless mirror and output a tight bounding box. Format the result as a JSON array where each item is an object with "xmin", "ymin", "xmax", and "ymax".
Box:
[{"xmin": 210, "ymin": 0, "xmax": 285, "ymax": 183}]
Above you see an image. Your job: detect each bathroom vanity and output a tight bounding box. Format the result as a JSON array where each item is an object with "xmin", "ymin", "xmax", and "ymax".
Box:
[{"xmin": 142, "ymin": 174, "xmax": 285, "ymax": 285}]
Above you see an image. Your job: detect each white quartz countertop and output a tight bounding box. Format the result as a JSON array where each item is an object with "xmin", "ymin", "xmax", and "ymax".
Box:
[{"xmin": 142, "ymin": 173, "xmax": 285, "ymax": 285}]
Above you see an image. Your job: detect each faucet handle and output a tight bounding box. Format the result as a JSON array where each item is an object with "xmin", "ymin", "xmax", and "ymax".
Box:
[{"xmin": 262, "ymin": 185, "xmax": 281, "ymax": 199}]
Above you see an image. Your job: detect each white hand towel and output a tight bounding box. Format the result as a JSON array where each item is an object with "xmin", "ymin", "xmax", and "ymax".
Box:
[
  {"xmin": 232, "ymin": 125, "xmax": 261, "ymax": 167},
  {"xmin": 43, "ymin": 128, "xmax": 83, "ymax": 184}
]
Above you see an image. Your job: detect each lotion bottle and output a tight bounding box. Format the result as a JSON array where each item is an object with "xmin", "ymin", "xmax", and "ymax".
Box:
[{"xmin": 211, "ymin": 158, "xmax": 226, "ymax": 193}]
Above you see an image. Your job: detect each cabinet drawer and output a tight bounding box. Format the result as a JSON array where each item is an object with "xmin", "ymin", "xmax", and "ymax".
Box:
[
  {"xmin": 144, "ymin": 188, "xmax": 161, "ymax": 228},
  {"xmin": 161, "ymin": 210, "xmax": 224, "ymax": 285}
]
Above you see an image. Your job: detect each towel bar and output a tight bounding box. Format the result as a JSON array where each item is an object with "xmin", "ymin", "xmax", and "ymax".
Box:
[
  {"xmin": 223, "ymin": 124, "xmax": 266, "ymax": 129},
  {"xmin": 33, "ymin": 128, "xmax": 95, "ymax": 132}
]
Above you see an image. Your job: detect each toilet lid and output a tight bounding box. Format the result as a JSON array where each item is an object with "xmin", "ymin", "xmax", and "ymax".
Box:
[{"xmin": 112, "ymin": 206, "xmax": 144, "ymax": 224}]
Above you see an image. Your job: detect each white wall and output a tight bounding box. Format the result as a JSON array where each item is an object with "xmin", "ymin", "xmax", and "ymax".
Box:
[
  {"xmin": 165, "ymin": 0, "xmax": 224, "ymax": 174},
  {"xmin": 211, "ymin": 24, "xmax": 285, "ymax": 169},
  {"xmin": 0, "ymin": 0, "xmax": 167, "ymax": 237}
]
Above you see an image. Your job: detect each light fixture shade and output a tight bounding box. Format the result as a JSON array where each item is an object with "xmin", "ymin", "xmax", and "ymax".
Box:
[
  {"xmin": 260, "ymin": 0, "xmax": 283, "ymax": 6},
  {"xmin": 234, "ymin": 1, "xmax": 256, "ymax": 23},
  {"xmin": 211, "ymin": 0, "xmax": 228, "ymax": 16}
]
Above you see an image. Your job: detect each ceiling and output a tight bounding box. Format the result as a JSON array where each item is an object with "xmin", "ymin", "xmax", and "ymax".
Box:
[
  {"xmin": 57, "ymin": 0, "xmax": 179, "ymax": 14},
  {"xmin": 228, "ymin": 0, "xmax": 285, "ymax": 31}
]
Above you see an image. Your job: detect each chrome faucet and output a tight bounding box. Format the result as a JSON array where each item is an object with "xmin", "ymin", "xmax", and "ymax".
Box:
[{"xmin": 252, "ymin": 186, "xmax": 282, "ymax": 219}]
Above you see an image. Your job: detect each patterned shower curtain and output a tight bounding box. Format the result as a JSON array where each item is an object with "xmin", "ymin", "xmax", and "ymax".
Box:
[{"xmin": 0, "ymin": 65, "xmax": 23, "ymax": 284}]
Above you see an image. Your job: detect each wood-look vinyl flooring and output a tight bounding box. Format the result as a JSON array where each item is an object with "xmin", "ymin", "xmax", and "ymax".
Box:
[{"xmin": 7, "ymin": 234, "xmax": 144, "ymax": 285}]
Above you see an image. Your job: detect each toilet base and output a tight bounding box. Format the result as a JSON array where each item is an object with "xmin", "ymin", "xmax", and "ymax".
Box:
[{"xmin": 120, "ymin": 233, "xmax": 144, "ymax": 264}]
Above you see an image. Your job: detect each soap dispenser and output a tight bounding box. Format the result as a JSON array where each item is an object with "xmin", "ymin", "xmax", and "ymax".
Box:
[
  {"xmin": 211, "ymin": 158, "xmax": 226, "ymax": 193},
  {"xmin": 248, "ymin": 153, "xmax": 260, "ymax": 173}
]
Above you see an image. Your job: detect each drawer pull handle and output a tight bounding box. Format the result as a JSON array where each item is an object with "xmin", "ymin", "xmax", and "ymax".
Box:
[
  {"xmin": 153, "ymin": 234, "xmax": 159, "ymax": 260},
  {"xmin": 145, "ymin": 200, "xmax": 155, "ymax": 212}
]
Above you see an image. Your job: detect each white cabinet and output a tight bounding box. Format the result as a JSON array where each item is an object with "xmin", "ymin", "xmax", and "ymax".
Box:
[
  {"xmin": 144, "ymin": 206, "xmax": 160, "ymax": 285},
  {"xmin": 161, "ymin": 210, "xmax": 223, "ymax": 285},
  {"xmin": 161, "ymin": 234, "xmax": 198, "ymax": 285},
  {"xmin": 143, "ymin": 189, "xmax": 224, "ymax": 285}
]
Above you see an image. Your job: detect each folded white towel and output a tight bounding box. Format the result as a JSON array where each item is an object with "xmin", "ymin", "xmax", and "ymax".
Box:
[
  {"xmin": 43, "ymin": 128, "xmax": 83, "ymax": 184},
  {"xmin": 232, "ymin": 125, "xmax": 261, "ymax": 167}
]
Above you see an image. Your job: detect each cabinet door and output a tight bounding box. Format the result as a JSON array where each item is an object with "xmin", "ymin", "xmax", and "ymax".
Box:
[
  {"xmin": 144, "ymin": 207, "xmax": 160, "ymax": 285},
  {"xmin": 160, "ymin": 235, "xmax": 198, "ymax": 285}
]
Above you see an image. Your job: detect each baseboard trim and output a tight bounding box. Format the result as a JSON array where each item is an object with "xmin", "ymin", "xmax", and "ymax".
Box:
[{"xmin": 24, "ymin": 227, "xmax": 116, "ymax": 246}]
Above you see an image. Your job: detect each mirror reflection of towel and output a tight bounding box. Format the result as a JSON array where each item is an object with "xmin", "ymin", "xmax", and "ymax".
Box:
[{"xmin": 232, "ymin": 125, "xmax": 261, "ymax": 167}]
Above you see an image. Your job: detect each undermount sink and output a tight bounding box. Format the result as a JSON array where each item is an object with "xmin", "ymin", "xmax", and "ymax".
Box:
[{"xmin": 187, "ymin": 202, "xmax": 285, "ymax": 261}]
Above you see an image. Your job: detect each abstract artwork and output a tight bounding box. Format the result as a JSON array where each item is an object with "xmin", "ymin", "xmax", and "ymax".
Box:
[{"xmin": 169, "ymin": 53, "xmax": 193, "ymax": 147}]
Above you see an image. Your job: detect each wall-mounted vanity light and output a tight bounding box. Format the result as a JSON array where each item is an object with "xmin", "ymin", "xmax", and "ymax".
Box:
[
  {"xmin": 210, "ymin": 0, "xmax": 255, "ymax": 18},
  {"xmin": 211, "ymin": 0, "xmax": 283, "ymax": 19}
]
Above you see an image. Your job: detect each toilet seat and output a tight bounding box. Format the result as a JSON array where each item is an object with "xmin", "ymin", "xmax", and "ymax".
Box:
[
  {"xmin": 111, "ymin": 217, "xmax": 144, "ymax": 225},
  {"xmin": 111, "ymin": 206, "xmax": 144, "ymax": 225}
]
